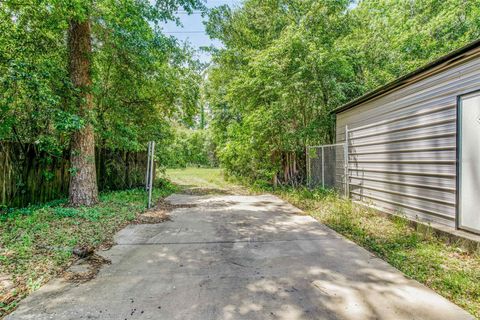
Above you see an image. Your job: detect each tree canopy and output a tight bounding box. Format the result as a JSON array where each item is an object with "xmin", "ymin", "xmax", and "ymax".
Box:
[
  {"xmin": 0, "ymin": 0, "xmax": 205, "ymax": 204},
  {"xmin": 0, "ymin": 0, "xmax": 202, "ymax": 154},
  {"xmin": 204, "ymin": 0, "xmax": 480, "ymax": 185},
  {"xmin": 2, "ymin": 0, "xmax": 480, "ymax": 194}
]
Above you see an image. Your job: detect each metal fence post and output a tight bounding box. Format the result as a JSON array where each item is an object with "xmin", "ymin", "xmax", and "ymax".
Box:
[
  {"xmin": 344, "ymin": 125, "xmax": 349, "ymax": 198},
  {"xmin": 306, "ymin": 146, "xmax": 310, "ymax": 188},
  {"xmin": 321, "ymin": 146, "xmax": 325, "ymax": 188},
  {"xmin": 147, "ymin": 141, "xmax": 155, "ymax": 209},
  {"xmin": 145, "ymin": 141, "xmax": 151, "ymax": 191}
]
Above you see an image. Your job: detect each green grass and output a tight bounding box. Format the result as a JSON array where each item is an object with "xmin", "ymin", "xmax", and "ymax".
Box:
[
  {"xmin": 166, "ymin": 168, "xmax": 480, "ymax": 318},
  {"xmin": 0, "ymin": 179, "xmax": 177, "ymax": 317},
  {"xmin": 165, "ymin": 167, "xmax": 245, "ymax": 192},
  {"xmin": 272, "ymin": 186, "xmax": 480, "ymax": 318}
]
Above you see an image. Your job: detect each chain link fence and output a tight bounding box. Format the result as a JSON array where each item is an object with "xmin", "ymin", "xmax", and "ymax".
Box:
[{"xmin": 306, "ymin": 143, "xmax": 347, "ymax": 196}]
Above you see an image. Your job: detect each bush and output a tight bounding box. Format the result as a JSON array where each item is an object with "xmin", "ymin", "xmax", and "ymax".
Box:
[{"xmin": 158, "ymin": 127, "xmax": 218, "ymax": 168}]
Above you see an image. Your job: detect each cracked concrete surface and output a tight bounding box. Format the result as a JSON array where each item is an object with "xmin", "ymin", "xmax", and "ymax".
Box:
[{"xmin": 6, "ymin": 194, "xmax": 473, "ymax": 320}]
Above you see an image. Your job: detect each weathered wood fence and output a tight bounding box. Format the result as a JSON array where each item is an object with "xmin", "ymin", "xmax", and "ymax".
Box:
[{"xmin": 0, "ymin": 142, "xmax": 148, "ymax": 208}]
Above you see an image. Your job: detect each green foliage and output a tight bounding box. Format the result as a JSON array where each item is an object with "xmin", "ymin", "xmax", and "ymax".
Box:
[
  {"xmin": 158, "ymin": 127, "xmax": 217, "ymax": 168},
  {"xmin": 205, "ymin": 0, "xmax": 480, "ymax": 184},
  {"xmin": 166, "ymin": 167, "xmax": 246, "ymax": 192},
  {"xmin": 0, "ymin": 0, "xmax": 204, "ymax": 155},
  {"xmin": 0, "ymin": 1, "xmax": 70, "ymax": 150}
]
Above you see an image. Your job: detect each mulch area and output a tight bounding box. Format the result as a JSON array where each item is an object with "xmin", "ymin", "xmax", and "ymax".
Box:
[{"xmin": 133, "ymin": 198, "xmax": 196, "ymax": 224}]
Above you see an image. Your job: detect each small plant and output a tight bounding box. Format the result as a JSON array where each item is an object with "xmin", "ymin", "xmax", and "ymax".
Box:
[{"xmin": 54, "ymin": 207, "xmax": 79, "ymax": 218}]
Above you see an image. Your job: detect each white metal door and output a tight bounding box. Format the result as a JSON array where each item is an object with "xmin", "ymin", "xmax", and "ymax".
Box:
[{"xmin": 459, "ymin": 92, "xmax": 480, "ymax": 233}]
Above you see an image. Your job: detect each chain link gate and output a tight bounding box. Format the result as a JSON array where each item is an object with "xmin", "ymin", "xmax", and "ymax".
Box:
[{"xmin": 306, "ymin": 143, "xmax": 348, "ymax": 196}]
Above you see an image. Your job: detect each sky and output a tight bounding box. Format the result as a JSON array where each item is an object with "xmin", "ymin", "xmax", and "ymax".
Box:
[{"xmin": 162, "ymin": 0, "xmax": 242, "ymax": 63}]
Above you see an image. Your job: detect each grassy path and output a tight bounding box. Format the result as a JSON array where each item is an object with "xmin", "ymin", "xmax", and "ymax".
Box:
[{"xmin": 165, "ymin": 168, "xmax": 247, "ymax": 194}]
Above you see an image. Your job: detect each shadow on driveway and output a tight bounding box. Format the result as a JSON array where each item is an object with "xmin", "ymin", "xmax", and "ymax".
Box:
[{"xmin": 7, "ymin": 194, "xmax": 473, "ymax": 320}]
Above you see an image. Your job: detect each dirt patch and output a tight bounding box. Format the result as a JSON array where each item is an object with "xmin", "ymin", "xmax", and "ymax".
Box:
[
  {"xmin": 63, "ymin": 254, "xmax": 111, "ymax": 283},
  {"xmin": 133, "ymin": 198, "xmax": 196, "ymax": 224},
  {"xmin": 0, "ymin": 273, "xmax": 16, "ymax": 312},
  {"xmin": 98, "ymin": 240, "xmax": 115, "ymax": 251},
  {"xmin": 134, "ymin": 208, "xmax": 171, "ymax": 224},
  {"xmin": 180, "ymin": 187, "xmax": 234, "ymax": 196}
]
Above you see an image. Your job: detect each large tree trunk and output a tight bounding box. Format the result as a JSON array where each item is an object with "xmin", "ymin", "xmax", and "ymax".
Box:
[{"xmin": 67, "ymin": 19, "xmax": 99, "ymax": 206}]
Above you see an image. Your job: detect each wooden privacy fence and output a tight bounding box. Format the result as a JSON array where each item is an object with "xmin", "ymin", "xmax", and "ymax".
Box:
[{"xmin": 0, "ymin": 142, "xmax": 148, "ymax": 208}]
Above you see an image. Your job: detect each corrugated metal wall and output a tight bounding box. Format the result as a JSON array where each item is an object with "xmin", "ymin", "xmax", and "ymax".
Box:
[{"xmin": 336, "ymin": 51, "xmax": 480, "ymax": 228}]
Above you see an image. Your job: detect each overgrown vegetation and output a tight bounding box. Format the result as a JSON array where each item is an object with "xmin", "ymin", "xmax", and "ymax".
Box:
[
  {"xmin": 270, "ymin": 187, "xmax": 480, "ymax": 318},
  {"xmin": 204, "ymin": 0, "xmax": 480, "ymax": 185},
  {"xmin": 0, "ymin": 0, "xmax": 204, "ymax": 206},
  {"xmin": 165, "ymin": 167, "xmax": 245, "ymax": 194},
  {"xmin": 0, "ymin": 0, "xmax": 203, "ymax": 151},
  {"xmin": 0, "ymin": 179, "xmax": 177, "ymax": 317},
  {"xmin": 2, "ymin": 0, "xmax": 480, "ymax": 316},
  {"xmin": 158, "ymin": 127, "xmax": 218, "ymax": 169}
]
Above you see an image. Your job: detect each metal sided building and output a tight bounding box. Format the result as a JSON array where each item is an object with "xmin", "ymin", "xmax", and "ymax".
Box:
[{"xmin": 334, "ymin": 39, "xmax": 480, "ymax": 235}]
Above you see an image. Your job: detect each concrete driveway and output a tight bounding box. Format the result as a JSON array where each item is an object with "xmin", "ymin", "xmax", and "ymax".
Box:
[{"xmin": 7, "ymin": 194, "xmax": 473, "ymax": 320}]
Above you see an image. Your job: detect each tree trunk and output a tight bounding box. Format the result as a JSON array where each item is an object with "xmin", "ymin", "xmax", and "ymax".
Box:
[{"xmin": 67, "ymin": 19, "xmax": 99, "ymax": 206}]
